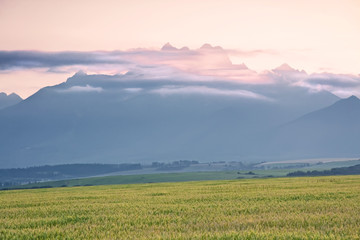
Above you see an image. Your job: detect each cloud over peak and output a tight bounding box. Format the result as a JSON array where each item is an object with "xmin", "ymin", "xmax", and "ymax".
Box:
[{"xmin": 1, "ymin": 44, "xmax": 360, "ymax": 98}]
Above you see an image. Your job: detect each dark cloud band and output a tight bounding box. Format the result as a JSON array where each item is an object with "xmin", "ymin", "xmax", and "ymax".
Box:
[{"xmin": 0, "ymin": 51, "xmax": 129, "ymax": 70}]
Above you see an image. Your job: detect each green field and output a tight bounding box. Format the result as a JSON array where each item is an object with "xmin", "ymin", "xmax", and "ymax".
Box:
[
  {"xmin": 3, "ymin": 159, "xmax": 360, "ymax": 190},
  {"xmin": 1, "ymin": 176, "xmax": 360, "ymax": 239},
  {"xmin": 6, "ymin": 169, "xmax": 297, "ymax": 190}
]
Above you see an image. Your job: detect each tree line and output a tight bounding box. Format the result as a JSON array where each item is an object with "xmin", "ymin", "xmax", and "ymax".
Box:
[{"xmin": 287, "ymin": 164, "xmax": 360, "ymax": 177}]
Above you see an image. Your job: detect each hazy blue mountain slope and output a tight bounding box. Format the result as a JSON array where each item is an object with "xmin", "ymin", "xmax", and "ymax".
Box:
[
  {"xmin": 0, "ymin": 92, "xmax": 22, "ymax": 109},
  {"xmin": 0, "ymin": 73, "xmax": 341, "ymax": 168},
  {"xmin": 263, "ymin": 96, "xmax": 360, "ymax": 159}
]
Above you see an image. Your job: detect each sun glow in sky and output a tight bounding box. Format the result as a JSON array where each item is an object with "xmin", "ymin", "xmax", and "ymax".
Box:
[{"xmin": 0, "ymin": 0, "xmax": 359, "ymax": 98}]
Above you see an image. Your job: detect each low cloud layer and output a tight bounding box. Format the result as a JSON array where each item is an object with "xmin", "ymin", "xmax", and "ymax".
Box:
[
  {"xmin": 150, "ymin": 85, "xmax": 272, "ymax": 101},
  {"xmin": 292, "ymin": 73, "xmax": 360, "ymax": 97},
  {"xmin": 59, "ymin": 84, "xmax": 103, "ymax": 93},
  {"xmin": 306, "ymin": 73, "xmax": 360, "ymax": 88}
]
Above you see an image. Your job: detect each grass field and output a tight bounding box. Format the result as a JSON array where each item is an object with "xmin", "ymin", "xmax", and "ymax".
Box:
[{"xmin": 1, "ymin": 175, "xmax": 360, "ymax": 239}]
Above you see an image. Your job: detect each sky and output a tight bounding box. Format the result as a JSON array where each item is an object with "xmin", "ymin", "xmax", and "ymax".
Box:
[{"xmin": 0, "ymin": 0, "xmax": 359, "ymax": 98}]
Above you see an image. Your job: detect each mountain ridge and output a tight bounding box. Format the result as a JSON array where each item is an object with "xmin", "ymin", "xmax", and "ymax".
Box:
[{"xmin": 264, "ymin": 95, "xmax": 360, "ymax": 159}]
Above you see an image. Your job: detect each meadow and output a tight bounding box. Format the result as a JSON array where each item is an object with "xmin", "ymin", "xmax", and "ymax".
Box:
[{"xmin": 1, "ymin": 176, "xmax": 360, "ymax": 239}]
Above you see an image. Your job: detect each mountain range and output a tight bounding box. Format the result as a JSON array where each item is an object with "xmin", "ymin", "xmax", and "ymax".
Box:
[{"xmin": 0, "ymin": 71, "xmax": 359, "ymax": 168}]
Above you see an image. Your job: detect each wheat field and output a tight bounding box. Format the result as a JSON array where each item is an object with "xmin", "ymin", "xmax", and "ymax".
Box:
[{"xmin": 1, "ymin": 176, "xmax": 360, "ymax": 239}]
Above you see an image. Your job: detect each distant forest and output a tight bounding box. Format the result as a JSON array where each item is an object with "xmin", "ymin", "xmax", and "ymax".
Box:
[
  {"xmin": 0, "ymin": 163, "xmax": 141, "ymax": 187},
  {"xmin": 0, "ymin": 163, "xmax": 141, "ymax": 178},
  {"xmin": 0, "ymin": 161, "xmax": 205, "ymax": 187},
  {"xmin": 287, "ymin": 164, "xmax": 360, "ymax": 177}
]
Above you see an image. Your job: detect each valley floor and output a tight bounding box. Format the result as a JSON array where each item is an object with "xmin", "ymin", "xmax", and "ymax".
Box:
[{"xmin": 1, "ymin": 175, "xmax": 360, "ymax": 239}]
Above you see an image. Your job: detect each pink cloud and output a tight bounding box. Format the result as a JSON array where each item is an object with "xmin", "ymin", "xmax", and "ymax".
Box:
[{"xmin": 1, "ymin": 44, "xmax": 359, "ymax": 98}]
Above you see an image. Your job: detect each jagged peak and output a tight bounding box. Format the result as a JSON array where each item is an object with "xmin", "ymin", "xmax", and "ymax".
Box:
[
  {"xmin": 200, "ymin": 43, "xmax": 213, "ymax": 49},
  {"xmin": 345, "ymin": 95, "xmax": 360, "ymax": 102},
  {"xmin": 239, "ymin": 63, "xmax": 249, "ymax": 69},
  {"xmin": 330, "ymin": 95, "xmax": 360, "ymax": 109},
  {"xmin": 200, "ymin": 43, "xmax": 223, "ymax": 50},
  {"xmin": 8, "ymin": 93, "xmax": 22, "ymax": 99},
  {"xmin": 0, "ymin": 92, "xmax": 21, "ymax": 99},
  {"xmin": 161, "ymin": 42, "xmax": 178, "ymax": 51},
  {"xmin": 180, "ymin": 46, "xmax": 190, "ymax": 51},
  {"xmin": 73, "ymin": 70, "xmax": 87, "ymax": 77},
  {"xmin": 274, "ymin": 63, "xmax": 295, "ymax": 71}
]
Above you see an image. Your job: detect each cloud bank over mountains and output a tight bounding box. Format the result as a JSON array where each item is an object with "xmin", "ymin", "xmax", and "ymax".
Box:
[
  {"xmin": 1, "ymin": 43, "xmax": 359, "ymax": 98},
  {"xmin": 2, "ymin": 45, "xmax": 358, "ymax": 168},
  {"xmin": 57, "ymin": 70, "xmax": 273, "ymax": 102}
]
